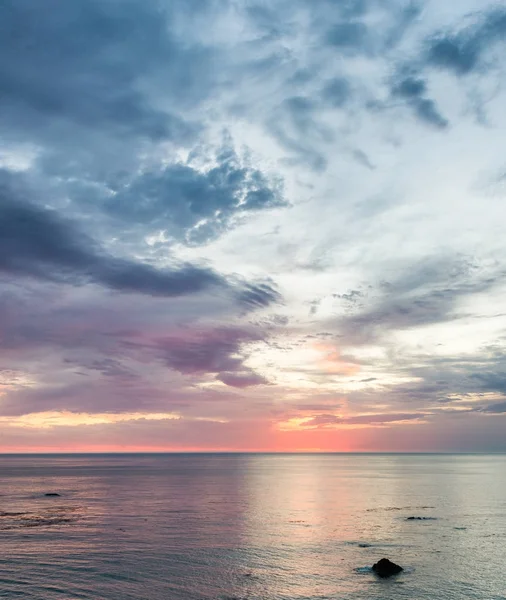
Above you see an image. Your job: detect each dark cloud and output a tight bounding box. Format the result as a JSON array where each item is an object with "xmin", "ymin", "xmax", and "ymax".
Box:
[
  {"xmin": 0, "ymin": 1, "xmax": 290, "ymax": 251},
  {"xmin": 391, "ymin": 75, "xmax": 448, "ymax": 128},
  {"xmin": 0, "ymin": 380, "xmax": 182, "ymax": 417},
  {"xmin": 104, "ymin": 144, "xmax": 286, "ymax": 246},
  {"xmin": 428, "ymin": 38, "xmax": 479, "ymax": 76},
  {"xmin": 216, "ymin": 371, "xmax": 268, "ymax": 388},
  {"xmin": 155, "ymin": 327, "xmax": 267, "ymax": 387},
  {"xmin": 0, "ymin": 283, "xmax": 275, "ymax": 417},
  {"xmin": 470, "ymin": 372, "xmax": 506, "ymax": 395},
  {"xmin": 426, "ymin": 8, "xmax": 506, "ymax": 75},
  {"xmin": 237, "ymin": 282, "xmax": 282, "ymax": 311},
  {"xmin": 0, "ymin": 179, "xmax": 220, "ymax": 296},
  {"xmin": 322, "ymin": 78, "xmax": 352, "ymax": 108},
  {"xmin": 325, "ymin": 22, "xmax": 369, "ymax": 51},
  {"xmin": 69, "ymin": 357, "xmax": 136, "ymax": 380},
  {"xmin": 0, "ymin": 0, "xmax": 211, "ymax": 146},
  {"xmin": 481, "ymin": 401, "xmax": 506, "ymax": 413},
  {"xmin": 0, "ymin": 172, "xmax": 280, "ymax": 308}
]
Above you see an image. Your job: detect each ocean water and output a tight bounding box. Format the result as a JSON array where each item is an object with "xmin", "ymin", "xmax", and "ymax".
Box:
[{"xmin": 0, "ymin": 454, "xmax": 505, "ymax": 600}]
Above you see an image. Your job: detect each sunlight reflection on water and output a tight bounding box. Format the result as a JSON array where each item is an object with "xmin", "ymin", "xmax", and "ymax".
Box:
[{"xmin": 0, "ymin": 453, "xmax": 505, "ymax": 599}]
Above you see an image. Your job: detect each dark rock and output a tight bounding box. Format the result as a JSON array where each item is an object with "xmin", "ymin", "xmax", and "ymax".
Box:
[
  {"xmin": 406, "ymin": 516, "xmax": 435, "ymax": 521},
  {"xmin": 44, "ymin": 493, "xmax": 61, "ymax": 497},
  {"xmin": 358, "ymin": 543, "xmax": 372, "ymax": 548},
  {"xmin": 372, "ymin": 558, "xmax": 403, "ymax": 578}
]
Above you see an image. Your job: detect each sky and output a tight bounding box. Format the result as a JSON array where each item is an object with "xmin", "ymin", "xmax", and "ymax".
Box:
[{"xmin": 1, "ymin": 0, "xmax": 506, "ymax": 452}]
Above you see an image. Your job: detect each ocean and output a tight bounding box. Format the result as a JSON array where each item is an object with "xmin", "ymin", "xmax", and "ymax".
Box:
[{"xmin": 0, "ymin": 453, "xmax": 505, "ymax": 600}]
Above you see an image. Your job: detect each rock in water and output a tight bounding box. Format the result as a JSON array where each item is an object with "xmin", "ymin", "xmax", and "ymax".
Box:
[
  {"xmin": 372, "ymin": 558, "xmax": 403, "ymax": 578},
  {"xmin": 44, "ymin": 493, "xmax": 61, "ymax": 497}
]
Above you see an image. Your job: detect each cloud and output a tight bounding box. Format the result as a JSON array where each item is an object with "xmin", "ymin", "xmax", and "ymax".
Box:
[
  {"xmin": 155, "ymin": 327, "xmax": 267, "ymax": 387},
  {"xmin": 345, "ymin": 346, "xmax": 506, "ymax": 417},
  {"xmin": 104, "ymin": 143, "xmax": 286, "ymax": 246},
  {"xmin": 303, "ymin": 412, "xmax": 426, "ymax": 427},
  {"xmin": 0, "ymin": 178, "xmax": 219, "ymax": 295},
  {"xmin": 0, "ymin": 0, "xmax": 211, "ymax": 146},
  {"xmin": 335, "ymin": 257, "xmax": 501, "ymax": 345},
  {"xmin": 426, "ymin": 8, "xmax": 506, "ymax": 75},
  {"xmin": 1, "ymin": 0, "xmax": 506, "ymax": 452},
  {"xmin": 470, "ymin": 372, "xmax": 506, "ymax": 395},
  {"xmin": 0, "ymin": 172, "xmax": 280, "ymax": 308},
  {"xmin": 216, "ymin": 371, "xmax": 268, "ymax": 388},
  {"xmin": 268, "ymin": 98, "xmax": 329, "ymax": 171},
  {"xmin": 325, "ymin": 22, "xmax": 369, "ymax": 52},
  {"xmin": 237, "ymin": 281, "xmax": 282, "ymax": 311},
  {"xmin": 391, "ymin": 75, "xmax": 448, "ymax": 129},
  {"xmin": 0, "ymin": 380, "xmax": 184, "ymax": 417},
  {"xmin": 322, "ymin": 78, "xmax": 353, "ymax": 108},
  {"xmin": 481, "ymin": 401, "xmax": 506, "ymax": 413}
]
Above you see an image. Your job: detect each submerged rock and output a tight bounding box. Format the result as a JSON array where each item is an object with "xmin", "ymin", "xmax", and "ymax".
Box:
[
  {"xmin": 44, "ymin": 493, "xmax": 61, "ymax": 497},
  {"xmin": 358, "ymin": 543, "xmax": 372, "ymax": 548},
  {"xmin": 406, "ymin": 516, "xmax": 435, "ymax": 521},
  {"xmin": 372, "ymin": 558, "xmax": 403, "ymax": 578}
]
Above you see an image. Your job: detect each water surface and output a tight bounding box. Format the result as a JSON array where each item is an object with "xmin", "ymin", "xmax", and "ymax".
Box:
[{"xmin": 1, "ymin": 453, "xmax": 505, "ymax": 599}]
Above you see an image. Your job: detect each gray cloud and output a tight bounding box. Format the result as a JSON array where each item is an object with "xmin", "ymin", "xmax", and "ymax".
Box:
[
  {"xmin": 391, "ymin": 75, "xmax": 448, "ymax": 129},
  {"xmin": 324, "ymin": 0, "xmax": 370, "ymax": 20},
  {"xmin": 325, "ymin": 22, "xmax": 369, "ymax": 52},
  {"xmin": 0, "ymin": 0, "xmax": 211, "ymax": 146},
  {"xmin": 321, "ymin": 0, "xmax": 421, "ymax": 56},
  {"xmin": 216, "ymin": 371, "xmax": 268, "ymax": 388},
  {"xmin": 0, "ymin": 0, "xmax": 505, "ymax": 451},
  {"xmin": 470, "ymin": 372, "xmax": 506, "ymax": 395},
  {"xmin": 0, "ymin": 179, "xmax": 220, "ymax": 295},
  {"xmin": 322, "ymin": 78, "xmax": 353, "ymax": 108},
  {"xmin": 237, "ymin": 282, "xmax": 282, "ymax": 311},
  {"xmin": 104, "ymin": 144, "xmax": 286, "ymax": 246},
  {"xmin": 334, "ymin": 257, "xmax": 501, "ymax": 345},
  {"xmin": 0, "ymin": 380, "xmax": 183, "ymax": 417},
  {"xmin": 155, "ymin": 327, "xmax": 267, "ymax": 387},
  {"xmin": 0, "ymin": 0, "xmax": 291, "ymax": 256},
  {"xmin": 268, "ymin": 98, "xmax": 329, "ymax": 171},
  {"xmin": 345, "ymin": 343, "xmax": 506, "ymax": 418},
  {"xmin": 481, "ymin": 401, "xmax": 506, "ymax": 413},
  {"xmin": 305, "ymin": 412, "xmax": 426, "ymax": 427},
  {"xmin": 426, "ymin": 8, "xmax": 506, "ymax": 75},
  {"xmin": 0, "ymin": 172, "xmax": 280, "ymax": 308}
]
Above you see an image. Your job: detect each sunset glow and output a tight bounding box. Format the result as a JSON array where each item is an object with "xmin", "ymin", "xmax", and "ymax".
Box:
[{"xmin": 1, "ymin": 0, "xmax": 506, "ymax": 453}]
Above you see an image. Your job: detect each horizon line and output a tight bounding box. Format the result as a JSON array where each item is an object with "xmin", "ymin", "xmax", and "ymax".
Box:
[{"xmin": 1, "ymin": 450, "xmax": 505, "ymax": 455}]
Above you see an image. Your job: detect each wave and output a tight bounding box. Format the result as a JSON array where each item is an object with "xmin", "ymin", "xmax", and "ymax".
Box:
[{"xmin": 0, "ymin": 506, "xmax": 83, "ymax": 530}]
